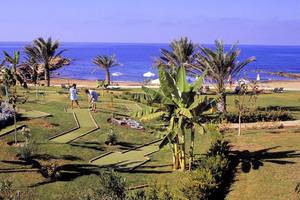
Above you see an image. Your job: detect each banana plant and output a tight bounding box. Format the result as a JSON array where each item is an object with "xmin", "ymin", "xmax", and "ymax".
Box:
[
  {"xmin": 2, "ymin": 51, "xmax": 27, "ymax": 88},
  {"xmin": 138, "ymin": 64, "xmax": 215, "ymax": 171},
  {"xmin": 3, "ymin": 51, "xmax": 21, "ymax": 144}
]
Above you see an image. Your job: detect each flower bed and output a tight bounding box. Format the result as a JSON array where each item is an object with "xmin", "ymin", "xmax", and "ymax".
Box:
[{"xmin": 0, "ymin": 102, "xmax": 15, "ymax": 128}]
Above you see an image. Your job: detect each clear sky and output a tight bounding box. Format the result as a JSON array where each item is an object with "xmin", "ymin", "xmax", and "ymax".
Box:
[{"xmin": 1, "ymin": 0, "xmax": 300, "ymax": 45}]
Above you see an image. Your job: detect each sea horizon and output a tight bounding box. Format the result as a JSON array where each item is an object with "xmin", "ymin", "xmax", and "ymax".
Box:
[
  {"xmin": 1, "ymin": 42, "xmax": 300, "ymax": 82},
  {"xmin": 1, "ymin": 41, "xmax": 300, "ymax": 47}
]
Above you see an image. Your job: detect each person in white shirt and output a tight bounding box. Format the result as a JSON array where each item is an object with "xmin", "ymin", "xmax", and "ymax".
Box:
[
  {"xmin": 85, "ymin": 89, "xmax": 98, "ymax": 112},
  {"xmin": 69, "ymin": 84, "xmax": 80, "ymax": 109}
]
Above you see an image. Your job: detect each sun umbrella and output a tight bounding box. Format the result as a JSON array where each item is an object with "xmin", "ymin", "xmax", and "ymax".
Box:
[
  {"xmin": 256, "ymin": 73, "xmax": 260, "ymax": 81},
  {"xmin": 143, "ymin": 71, "xmax": 155, "ymax": 78},
  {"xmin": 112, "ymin": 72, "xmax": 123, "ymax": 77},
  {"xmin": 150, "ymin": 79, "xmax": 160, "ymax": 84}
]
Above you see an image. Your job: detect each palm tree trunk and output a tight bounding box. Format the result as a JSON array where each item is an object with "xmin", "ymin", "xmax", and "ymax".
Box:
[
  {"xmin": 189, "ymin": 126, "xmax": 195, "ymax": 170},
  {"xmin": 45, "ymin": 64, "xmax": 50, "ymax": 87},
  {"xmin": 105, "ymin": 69, "xmax": 111, "ymax": 85},
  {"xmin": 218, "ymin": 92, "xmax": 227, "ymax": 113}
]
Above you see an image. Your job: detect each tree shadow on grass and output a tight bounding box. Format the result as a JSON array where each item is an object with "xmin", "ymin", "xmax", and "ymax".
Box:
[
  {"xmin": 29, "ymin": 164, "xmax": 102, "ymax": 187},
  {"xmin": 218, "ymin": 146, "xmax": 300, "ymax": 199},
  {"xmin": 70, "ymin": 141, "xmax": 105, "ymax": 151},
  {"xmin": 117, "ymin": 142, "xmax": 140, "ymax": 150},
  {"xmin": 128, "ymin": 169, "xmax": 173, "ymax": 174},
  {"xmin": 232, "ymin": 146, "xmax": 300, "ymax": 173},
  {"xmin": 32, "ymin": 154, "xmax": 83, "ymax": 161},
  {"xmin": 30, "ymin": 160, "xmax": 154, "ymax": 187},
  {"xmin": 1, "ymin": 159, "xmax": 42, "ymax": 171}
]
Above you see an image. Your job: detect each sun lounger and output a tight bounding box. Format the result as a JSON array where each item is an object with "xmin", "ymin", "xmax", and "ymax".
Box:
[
  {"xmin": 61, "ymin": 84, "xmax": 69, "ymax": 90},
  {"xmin": 273, "ymin": 87, "xmax": 284, "ymax": 93}
]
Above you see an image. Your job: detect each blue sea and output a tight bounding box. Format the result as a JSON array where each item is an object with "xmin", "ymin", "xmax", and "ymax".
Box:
[{"xmin": 0, "ymin": 42, "xmax": 300, "ymax": 82}]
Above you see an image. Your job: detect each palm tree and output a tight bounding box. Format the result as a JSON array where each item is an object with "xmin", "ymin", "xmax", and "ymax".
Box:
[
  {"xmin": 135, "ymin": 65, "xmax": 215, "ymax": 171},
  {"xmin": 92, "ymin": 54, "xmax": 120, "ymax": 85},
  {"xmin": 194, "ymin": 40, "xmax": 256, "ymax": 113},
  {"xmin": 24, "ymin": 37, "xmax": 64, "ymax": 87},
  {"xmin": 156, "ymin": 37, "xmax": 197, "ymax": 76}
]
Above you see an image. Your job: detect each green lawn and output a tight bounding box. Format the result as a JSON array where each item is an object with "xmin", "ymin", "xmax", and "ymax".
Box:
[
  {"xmin": 225, "ymin": 128, "xmax": 300, "ymax": 200},
  {"xmin": 0, "ymin": 87, "xmax": 299, "ymax": 199}
]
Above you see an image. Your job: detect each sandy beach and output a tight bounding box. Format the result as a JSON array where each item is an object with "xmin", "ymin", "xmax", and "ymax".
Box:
[{"xmin": 50, "ymin": 78, "xmax": 300, "ymax": 91}]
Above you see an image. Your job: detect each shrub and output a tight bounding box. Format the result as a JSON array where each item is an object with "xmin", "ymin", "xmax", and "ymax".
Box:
[
  {"xmin": 127, "ymin": 183, "xmax": 174, "ymax": 200},
  {"xmin": 127, "ymin": 190, "xmax": 147, "ymax": 200},
  {"xmin": 106, "ymin": 129, "xmax": 118, "ymax": 145},
  {"xmin": 225, "ymin": 109, "xmax": 293, "ymax": 123},
  {"xmin": 115, "ymin": 92, "xmax": 158, "ymax": 105},
  {"xmin": 40, "ymin": 162, "xmax": 61, "ymax": 180},
  {"xmin": 77, "ymin": 172, "xmax": 175, "ymax": 200},
  {"xmin": 0, "ymin": 179, "xmax": 14, "ymax": 200},
  {"xmin": 207, "ymin": 139, "xmax": 230, "ymax": 158},
  {"xmin": 95, "ymin": 170, "xmax": 127, "ymax": 200},
  {"xmin": 17, "ymin": 142, "xmax": 37, "ymax": 162},
  {"xmin": 182, "ymin": 167, "xmax": 218, "ymax": 200},
  {"xmin": 97, "ymin": 80, "xmax": 109, "ymax": 88},
  {"xmin": 295, "ymin": 182, "xmax": 300, "ymax": 199},
  {"xmin": 182, "ymin": 138, "xmax": 230, "ymax": 200}
]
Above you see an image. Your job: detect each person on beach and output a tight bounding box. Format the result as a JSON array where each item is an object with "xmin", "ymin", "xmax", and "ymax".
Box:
[
  {"xmin": 70, "ymin": 84, "xmax": 80, "ymax": 109},
  {"xmin": 85, "ymin": 89, "xmax": 99, "ymax": 112}
]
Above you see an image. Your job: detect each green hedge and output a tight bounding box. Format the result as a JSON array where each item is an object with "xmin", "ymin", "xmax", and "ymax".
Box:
[
  {"xmin": 182, "ymin": 138, "xmax": 230, "ymax": 200},
  {"xmin": 225, "ymin": 109, "xmax": 293, "ymax": 123}
]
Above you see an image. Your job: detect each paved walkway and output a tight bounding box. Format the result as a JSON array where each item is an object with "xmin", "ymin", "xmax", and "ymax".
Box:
[
  {"xmin": 50, "ymin": 109, "xmax": 99, "ymax": 143},
  {"xmin": 226, "ymin": 119, "xmax": 300, "ymax": 130}
]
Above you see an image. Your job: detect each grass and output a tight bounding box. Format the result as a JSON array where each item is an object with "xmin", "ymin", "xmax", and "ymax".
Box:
[
  {"xmin": 225, "ymin": 128, "xmax": 300, "ymax": 200},
  {"xmin": 0, "ymin": 87, "xmax": 299, "ymax": 199}
]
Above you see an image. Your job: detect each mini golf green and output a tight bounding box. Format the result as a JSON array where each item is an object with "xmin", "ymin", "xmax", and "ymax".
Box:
[
  {"xmin": 0, "ymin": 124, "xmax": 26, "ymax": 138},
  {"xmin": 50, "ymin": 109, "xmax": 99, "ymax": 143},
  {"xmin": 90, "ymin": 141, "xmax": 160, "ymax": 171}
]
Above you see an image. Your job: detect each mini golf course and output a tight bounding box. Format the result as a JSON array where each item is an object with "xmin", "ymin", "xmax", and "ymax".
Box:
[
  {"xmin": 90, "ymin": 140, "xmax": 161, "ymax": 171},
  {"xmin": 49, "ymin": 109, "xmax": 99, "ymax": 143}
]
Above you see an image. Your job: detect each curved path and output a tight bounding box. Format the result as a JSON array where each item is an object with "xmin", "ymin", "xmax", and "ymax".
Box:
[
  {"xmin": 226, "ymin": 119, "xmax": 300, "ymax": 130},
  {"xmin": 90, "ymin": 140, "xmax": 161, "ymax": 171},
  {"xmin": 50, "ymin": 109, "xmax": 99, "ymax": 143}
]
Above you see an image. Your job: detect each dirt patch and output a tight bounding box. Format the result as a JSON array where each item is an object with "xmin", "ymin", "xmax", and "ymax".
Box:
[{"xmin": 27, "ymin": 119, "xmax": 55, "ymax": 129}]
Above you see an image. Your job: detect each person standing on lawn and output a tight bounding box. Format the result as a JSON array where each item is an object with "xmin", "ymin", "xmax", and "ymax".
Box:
[
  {"xmin": 85, "ymin": 89, "xmax": 99, "ymax": 112},
  {"xmin": 70, "ymin": 84, "xmax": 80, "ymax": 109}
]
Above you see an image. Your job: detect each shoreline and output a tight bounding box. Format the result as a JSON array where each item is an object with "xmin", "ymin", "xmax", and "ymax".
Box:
[{"xmin": 49, "ymin": 78, "xmax": 300, "ymax": 91}]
